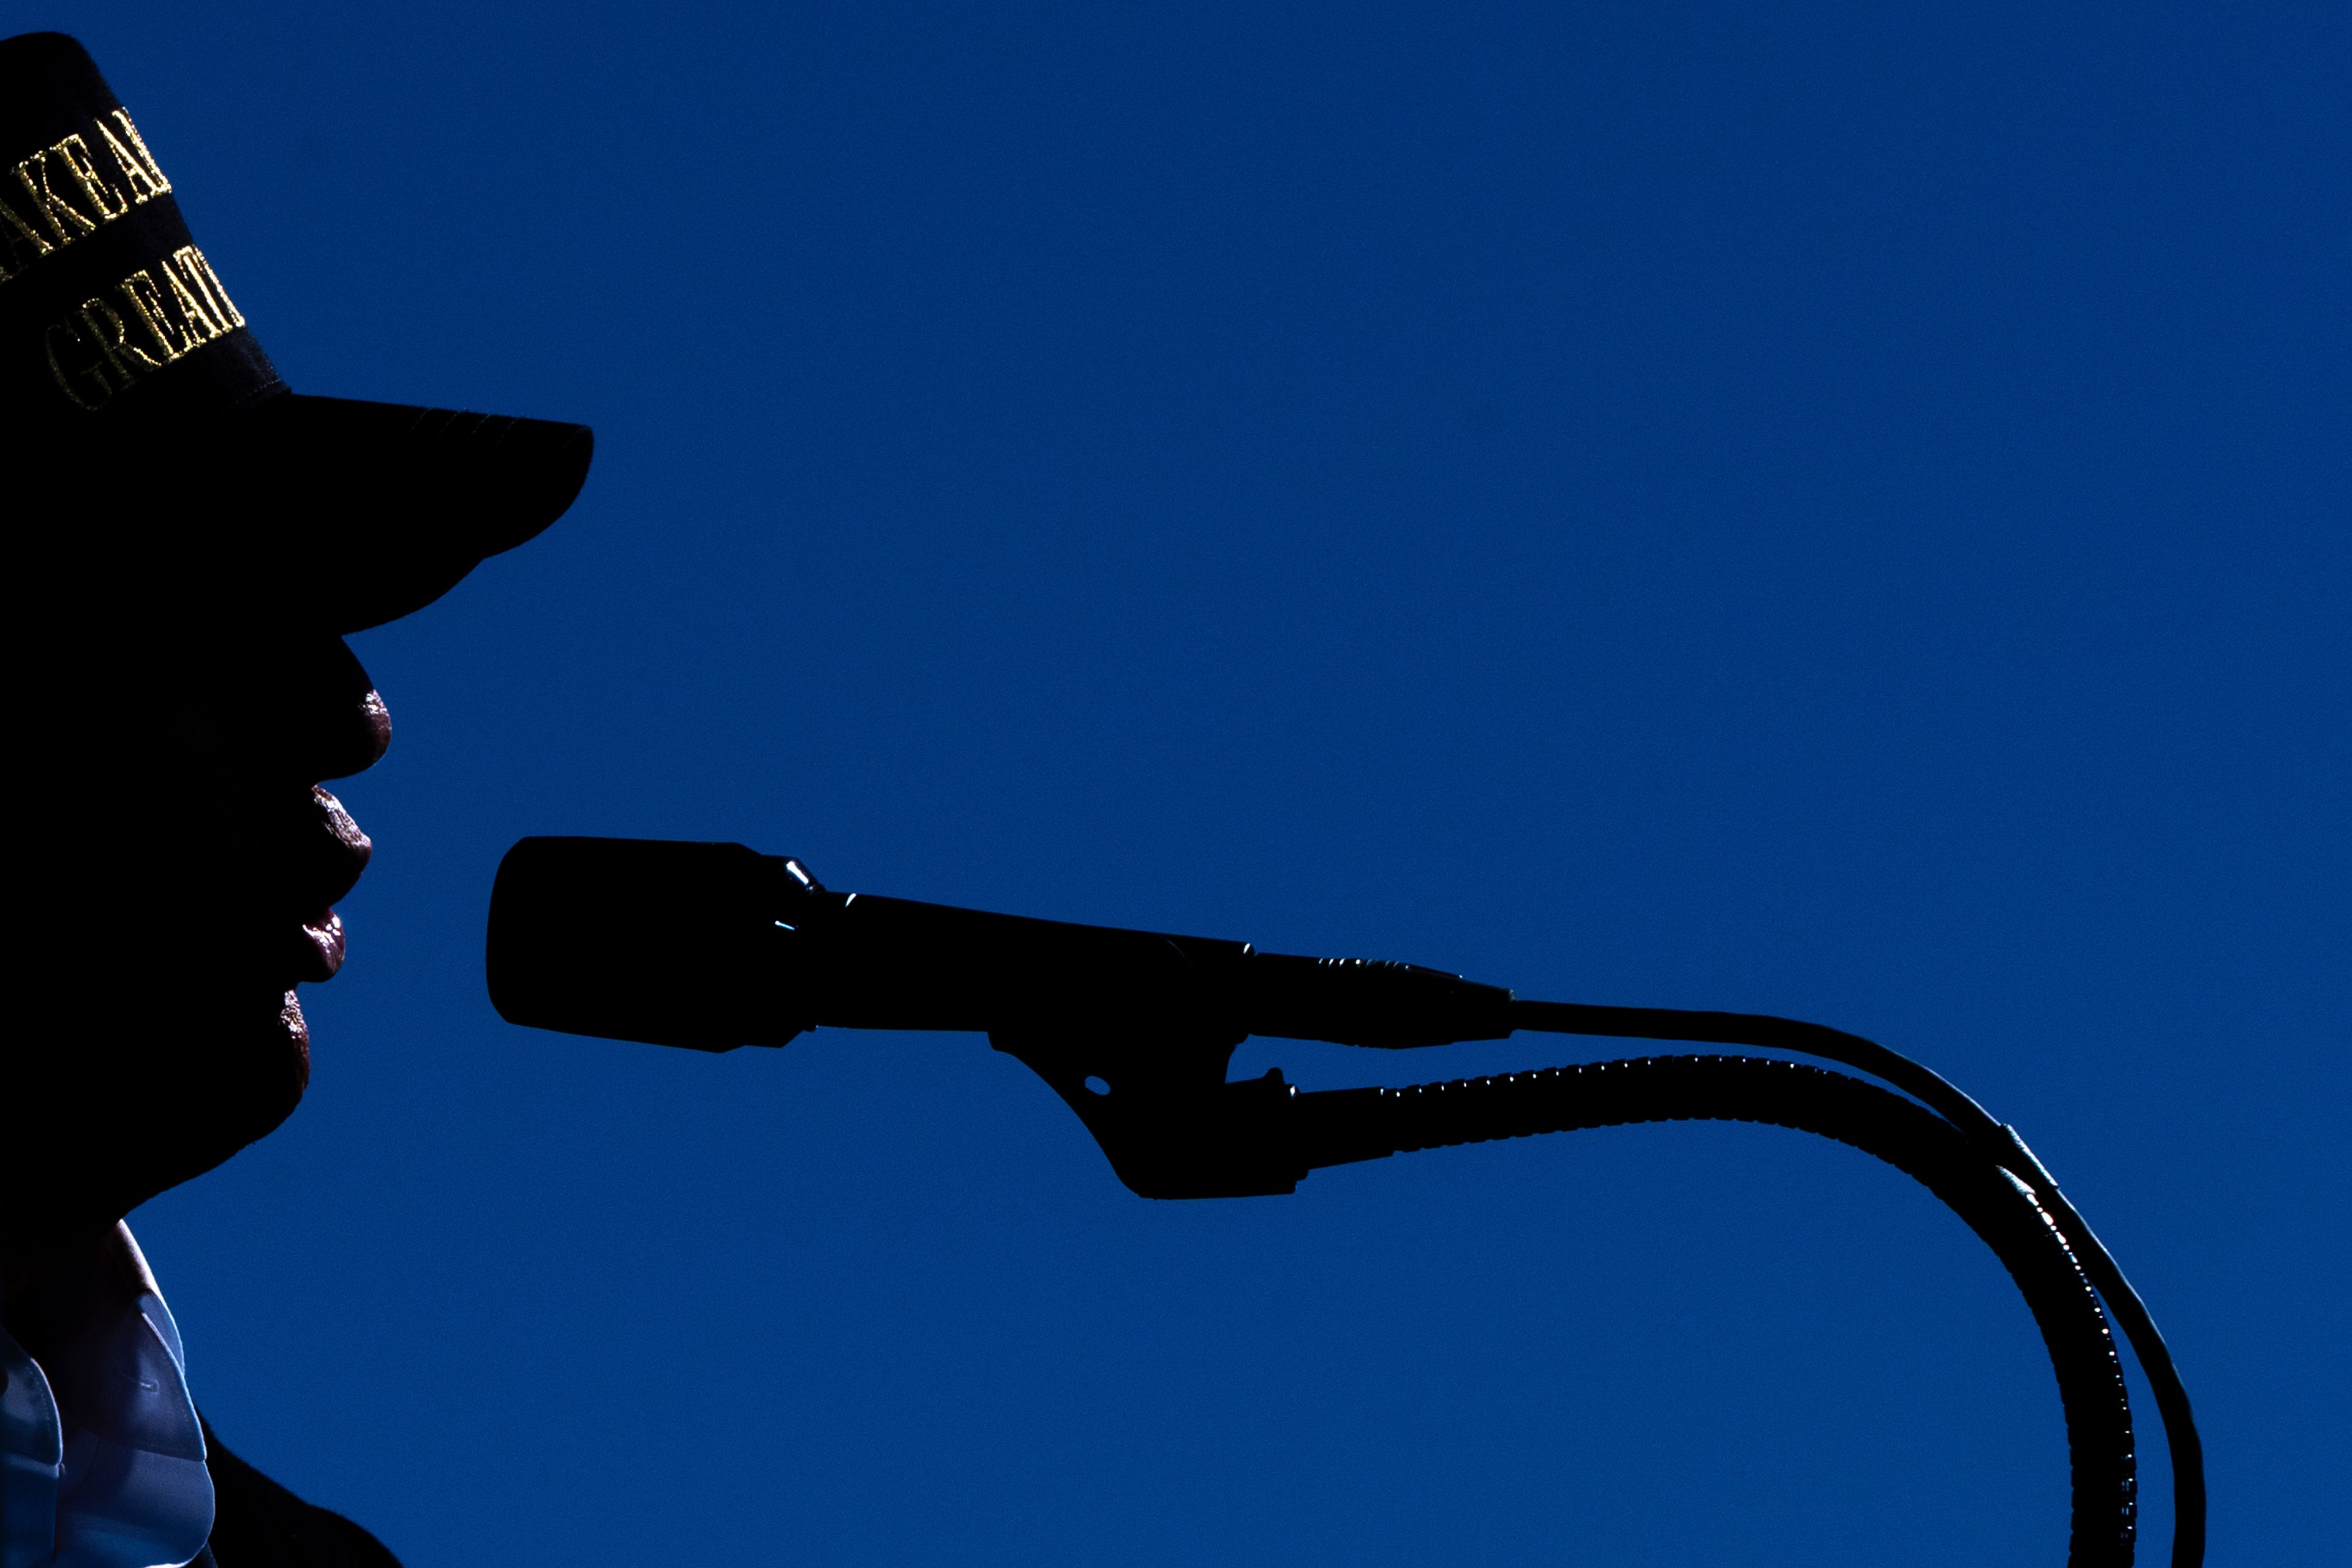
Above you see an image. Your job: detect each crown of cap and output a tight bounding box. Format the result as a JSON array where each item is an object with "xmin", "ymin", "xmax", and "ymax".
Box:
[
  {"xmin": 0, "ymin": 32, "xmax": 595, "ymax": 638},
  {"xmin": 0, "ymin": 32, "xmax": 282, "ymax": 438}
]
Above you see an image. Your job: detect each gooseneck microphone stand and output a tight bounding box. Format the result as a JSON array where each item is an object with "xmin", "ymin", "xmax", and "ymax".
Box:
[
  {"xmin": 995, "ymin": 1009, "xmax": 2191, "ymax": 1568},
  {"xmin": 487, "ymin": 836, "xmax": 2203, "ymax": 1568}
]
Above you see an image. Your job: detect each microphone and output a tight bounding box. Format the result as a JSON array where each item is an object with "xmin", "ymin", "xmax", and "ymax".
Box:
[
  {"xmin": 481, "ymin": 838, "xmax": 2205, "ymax": 1558},
  {"xmin": 486, "ymin": 835, "xmax": 1517, "ymax": 1054}
]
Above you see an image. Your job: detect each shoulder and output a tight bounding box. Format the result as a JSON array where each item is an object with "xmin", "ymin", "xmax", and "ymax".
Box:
[{"xmin": 197, "ymin": 1418, "xmax": 405, "ymax": 1568}]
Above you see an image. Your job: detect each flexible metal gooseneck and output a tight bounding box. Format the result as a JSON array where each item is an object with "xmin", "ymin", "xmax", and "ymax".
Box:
[
  {"xmin": 1502, "ymin": 1003, "xmax": 2203, "ymax": 1568},
  {"xmin": 1000, "ymin": 1009, "xmax": 2203, "ymax": 1568},
  {"xmin": 1292, "ymin": 1050, "xmax": 2139, "ymax": 1566}
]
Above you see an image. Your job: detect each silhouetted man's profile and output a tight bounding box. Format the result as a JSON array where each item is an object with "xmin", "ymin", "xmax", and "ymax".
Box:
[{"xmin": 0, "ymin": 34, "xmax": 589, "ymax": 1567}]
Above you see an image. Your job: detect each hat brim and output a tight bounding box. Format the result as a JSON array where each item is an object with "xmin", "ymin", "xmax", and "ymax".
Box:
[{"xmin": 224, "ymin": 393, "xmax": 594, "ymax": 635}]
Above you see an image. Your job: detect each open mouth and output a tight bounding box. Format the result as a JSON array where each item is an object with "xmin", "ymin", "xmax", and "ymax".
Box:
[{"xmin": 268, "ymin": 786, "xmax": 369, "ymax": 986}]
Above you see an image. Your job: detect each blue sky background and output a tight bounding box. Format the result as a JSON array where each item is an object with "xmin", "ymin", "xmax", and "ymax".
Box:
[{"xmin": 51, "ymin": 2, "xmax": 2346, "ymax": 1562}]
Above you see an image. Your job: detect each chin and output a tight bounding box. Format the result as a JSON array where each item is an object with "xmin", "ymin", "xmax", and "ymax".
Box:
[
  {"xmin": 6, "ymin": 968, "xmax": 320, "ymax": 1237},
  {"xmin": 137, "ymin": 978, "xmax": 318, "ymax": 1196}
]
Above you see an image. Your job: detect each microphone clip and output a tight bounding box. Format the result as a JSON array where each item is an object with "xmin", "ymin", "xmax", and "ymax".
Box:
[{"xmin": 989, "ymin": 1026, "xmax": 1311, "ymax": 1199}]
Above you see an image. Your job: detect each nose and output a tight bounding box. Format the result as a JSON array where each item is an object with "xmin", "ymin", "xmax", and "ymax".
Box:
[{"xmin": 219, "ymin": 636, "xmax": 393, "ymax": 785}]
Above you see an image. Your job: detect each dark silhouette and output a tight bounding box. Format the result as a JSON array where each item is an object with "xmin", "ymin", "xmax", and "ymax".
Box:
[
  {"xmin": 0, "ymin": 27, "xmax": 2204, "ymax": 1568},
  {"xmin": 0, "ymin": 33, "xmax": 588, "ymax": 1567}
]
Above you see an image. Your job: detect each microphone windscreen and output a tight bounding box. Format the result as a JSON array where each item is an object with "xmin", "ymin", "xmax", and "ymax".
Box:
[{"xmin": 486, "ymin": 836, "xmax": 805, "ymax": 1051}]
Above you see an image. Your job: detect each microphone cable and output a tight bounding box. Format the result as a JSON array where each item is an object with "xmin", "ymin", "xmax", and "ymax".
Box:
[{"xmin": 1270, "ymin": 1001, "xmax": 2203, "ymax": 1568}]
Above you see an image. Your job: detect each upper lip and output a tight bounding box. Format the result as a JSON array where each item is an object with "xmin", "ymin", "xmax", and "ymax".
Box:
[{"xmin": 270, "ymin": 785, "xmax": 372, "ymax": 913}]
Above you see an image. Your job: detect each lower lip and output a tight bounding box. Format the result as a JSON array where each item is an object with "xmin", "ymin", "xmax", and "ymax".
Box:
[{"xmin": 296, "ymin": 909, "xmax": 345, "ymax": 981}]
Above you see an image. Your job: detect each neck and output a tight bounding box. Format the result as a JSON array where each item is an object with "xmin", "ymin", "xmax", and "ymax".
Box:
[{"xmin": 1, "ymin": 1217, "xmax": 127, "ymax": 1361}]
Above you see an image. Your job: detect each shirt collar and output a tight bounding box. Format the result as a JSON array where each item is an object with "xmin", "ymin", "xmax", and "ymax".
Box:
[{"xmin": 0, "ymin": 1223, "xmax": 213, "ymax": 1568}]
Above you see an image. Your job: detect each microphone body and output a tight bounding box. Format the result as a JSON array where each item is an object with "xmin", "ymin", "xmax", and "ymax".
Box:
[{"xmin": 487, "ymin": 836, "xmax": 1515, "ymax": 1054}]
